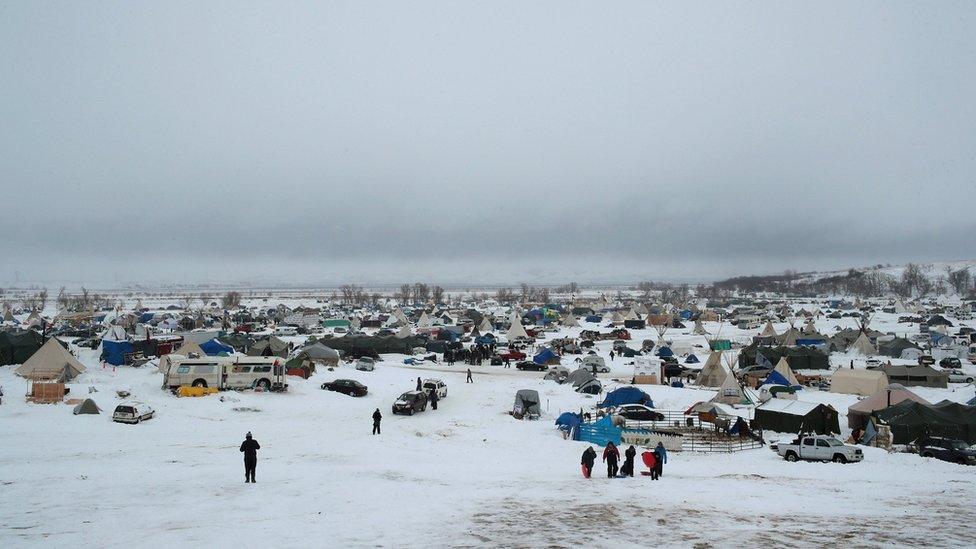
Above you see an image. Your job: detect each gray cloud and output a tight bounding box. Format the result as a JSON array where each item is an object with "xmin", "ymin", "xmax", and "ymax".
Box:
[{"xmin": 2, "ymin": 2, "xmax": 975, "ymax": 286}]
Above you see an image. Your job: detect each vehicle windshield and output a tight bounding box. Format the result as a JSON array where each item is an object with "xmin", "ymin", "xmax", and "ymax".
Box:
[
  {"xmin": 947, "ymin": 440, "xmax": 969, "ymax": 450},
  {"xmin": 826, "ymin": 438, "xmax": 844, "ymax": 447}
]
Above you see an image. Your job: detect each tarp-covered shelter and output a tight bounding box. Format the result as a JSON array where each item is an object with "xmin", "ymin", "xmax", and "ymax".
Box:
[
  {"xmin": 739, "ymin": 343, "xmax": 830, "ymax": 370},
  {"xmin": 247, "ymin": 336, "xmax": 290, "ymax": 358},
  {"xmin": 200, "ymin": 338, "xmax": 235, "ymax": 356},
  {"xmin": 598, "ymin": 386, "xmax": 652, "ymax": 408},
  {"xmin": 754, "ymin": 400, "xmax": 840, "ymax": 435},
  {"xmin": 513, "ymin": 389, "xmax": 541, "ymax": 419},
  {"xmin": 16, "ymin": 337, "xmax": 86, "ymax": 381},
  {"xmin": 297, "ymin": 342, "xmax": 340, "ymax": 366}
]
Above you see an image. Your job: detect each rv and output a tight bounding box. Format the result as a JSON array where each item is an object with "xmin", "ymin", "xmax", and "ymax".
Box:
[{"xmin": 162, "ymin": 356, "xmax": 287, "ymax": 392}]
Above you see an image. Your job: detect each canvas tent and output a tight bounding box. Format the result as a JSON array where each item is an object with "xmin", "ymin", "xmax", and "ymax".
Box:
[
  {"xmin": 543, "ymin": 366, "xmax": 569, "ymax": 383},
  {"xmin": 877, "ymin": 364, "xmax": 948, "ymax": 388},
  {"xmin": 848, "ymin": 332, "xmax": 878, "ymax": 356},
  {"xmin": 506, "ymin": 315, "xmax": 530, "ymax": 341},
  {"xmin": 478, "ymin": 317, "xmax": 494, "ymax": 333},
  {"xmin": 172, "ymin": 340, "xmax": 205, "ymax": 357},
  {"xmin": 247, "ymin": 336, "xmax": 290, "ymax": 358},
  {"xmin": 772, "ymin": 357, "xmax": 800, "ymax": 386},
  {"xmin": 297, "ymin": 342, "xmax": 341, "ymax": 366},
  {"xmin": 829, "ymin": 368, "xmax": 888, "ymax": 396},
  {"xmin": 711, "ymin": 373, "xmax": 751, "ymax": 405},
  {"xmin": 760, "ymin": 321, "xmax": 778, "ymax": 338},
  {"xmin": 566, "ymin": 368, "xmax": 596, "ymax": 388},
  {"xmin": 16, "ymin": 337, "xmax": 86, "ymax": 381},
  {"xmin": 847, "ymin": 384, "xmax": 930, "ymax": 429},
  {"xmin": 561, "ymin": 312, "xmax": 580, "ymax": 328},
  {"xmin": 754, "ymin": 400, "xmax": 840, "ymax": 435}
]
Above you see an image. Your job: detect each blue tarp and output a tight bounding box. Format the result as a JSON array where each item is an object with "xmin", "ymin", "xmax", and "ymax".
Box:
[
  {"xmin": 762, "ymin": 370, "xmax": 791, "ymax": 387},
  {"xmin": 533, "ymin": 347, "xmax": 557, "ymax": 365},
  {"xmin": 584, "ymin": 315, "xmax": 602, "ymax": 323},
  {"xmin": 101, "ymin": 339, "xmax": 133, "ymax": 365},
  {"xmin": 598, "ymin": 386, "xmax": 653, "ymax": 408},
  {"xmin": 475, "ymin": 335, "xmax": 496, "ymax": 346},
  {"xmin": 138, "ymin": 312, "xmax": 155, "ymax": 323},
  {"xmin": 656, "ymin": 346, "xmax": 674, "ymax": 358},
  {"xmin": 685, "ymin": 353, "xmax": 700, "ymax": 364},
  {"xmin": 679, "ymin": 310, "xmax": 692, "ymax": 320},
  {"xmin": 200, "ymin": 338, "xmax": 234, "ymax": 356},
  {"xmin": 576, "ymin": 415, "xmax": 622, "ymax": 446},
  {"xmin": 555, "ymin": 412, "xmax": 583, "ymax": 440}
]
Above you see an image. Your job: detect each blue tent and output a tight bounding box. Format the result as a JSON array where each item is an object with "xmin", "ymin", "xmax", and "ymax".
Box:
[
  {"xmin": 475, "ymin": 334, "xmax": 496, "ymax": 346},
  {"xmin": 679, "ymin": 310, "xmax": 692, "ymax": 320},
  {"xmin": 656, "ymin": 346, "xmax": 674, "ymax": 358},
  {"xmin": 576, "ymin": 415, "xmax": 622, "ymax": 446},
  {"xmin": 200, "ymin": 338, "xmax": 234, "ymax": 356},
  {"xmin": 138, "ymin": 312, "xmax": 155, "ymax": 323},
  {"xmin": 101, "ymin": 339, "xmax": 133, "ymax": 366},
  {"xmin": 598, "ymin": 386, "xmax": 653, "ymax": 408},
  {"xmin": 685, "ymin": 353, "xmax": 700, "ymax": 364},
  {"xmin": 584, "ymin": 315, "xmax": 602, "ymax": 323},
  {"xmin": 555, "ymin": 412, "xmax": 583, "ymax": 440},
  {"xmin": 533, "ymin": 347, "xmax": 558, "ymax": 365}
]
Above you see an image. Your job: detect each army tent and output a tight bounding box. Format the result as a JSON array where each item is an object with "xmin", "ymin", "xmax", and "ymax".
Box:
[
  {"xmin": 0, "ymin": 330, "xmax": 45, "ymax": 366},
  {"xmin": 739, "ymin": 343, "xmax": 830, "ymax": 370},
  {"xmin": 298, "ymin": 342, "xmax": 341, "ymax": 366},
  {"xmin": 830, "ymin": 368, "xmax": 888, "ymax": 396},
  {"xmin": 754, "ymin": 400, "xmax": 840, "ymax": 435},
  {"xmin": 874, "ymin": 400, "xmax": 976, "ymax": 444},
  {"xmin": 73, "ymin": 398, "xmax": 101, "ymax": 415},
  {"xmin": 877, "ymin": 337, "xmax": 922, "ymax": 359},
  {"xmin": 16, "ymin": 337, "xmax": 86, "ymax": 381},
  {"xmin": 877, "ymin": 364, "xmax": 948, "ymax": 388},
  {"xmin": 847, "ymin": 384, "xmax": 930, "ymax": 429},
  {"xmin": 327, "ymin": 335, "xmax": 424, "ymax": 356},
  {"xmin": 247, "ymin": 336, "xmax": 290, "ymax": 358}
]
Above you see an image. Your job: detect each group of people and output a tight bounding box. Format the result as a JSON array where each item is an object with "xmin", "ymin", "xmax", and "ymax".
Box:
[{"xmin": 581, "ymin": 441, "xmax": 667, "ymax": 480}]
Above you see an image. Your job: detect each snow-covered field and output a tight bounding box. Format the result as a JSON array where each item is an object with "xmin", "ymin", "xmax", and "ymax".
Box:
[{"xmin": 2, "ymin": 309, "xmax": 976, "ymax": 547}]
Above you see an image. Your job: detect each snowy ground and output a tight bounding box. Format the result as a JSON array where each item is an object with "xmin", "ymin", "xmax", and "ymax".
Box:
[{"xmin": 2, "ymin": 308, "xmax": 976, "ymax": 547}]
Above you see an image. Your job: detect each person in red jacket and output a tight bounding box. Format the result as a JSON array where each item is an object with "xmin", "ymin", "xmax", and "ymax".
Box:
[{"xmin": 602, "ymin": 442, "xmax": 620, "ymax": 478}]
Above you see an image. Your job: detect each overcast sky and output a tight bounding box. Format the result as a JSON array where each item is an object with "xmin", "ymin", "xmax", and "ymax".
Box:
[{"xmin": 1, "ymin": 1, "xmax": 974, "ymax": 287}]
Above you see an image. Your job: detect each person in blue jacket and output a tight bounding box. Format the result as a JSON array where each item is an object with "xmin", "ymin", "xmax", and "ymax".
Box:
[{"xmin": 653, "ymin": 442, "xmax": 667, "ymax": 478}]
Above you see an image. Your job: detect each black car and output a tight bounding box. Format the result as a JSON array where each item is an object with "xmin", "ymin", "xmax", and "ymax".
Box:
[
  {"xmin": 321, "ymin": 379, "xmax": 368, "ymax": 397},
  {"xmin": 616, "ymin": 404, "xmax": 666, "ymax": 422},
  {"xmin": 392, "ymin": 391, "xmax": 428, "ymax": 415},
  {"xmin": 939, "ymin": 357, "xmax": 962, "ymax": 369},
  {"xmin": 917, "ymin": 437, "xmax": 976, "ymax": 465},
  {"xmin": 516, "ymin": 361, "xmax": 547, "ymax": 371}
]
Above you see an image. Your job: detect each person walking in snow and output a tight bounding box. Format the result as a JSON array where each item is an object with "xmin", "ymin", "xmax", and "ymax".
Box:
[
  {"xmin": 609, "ymin": 350, "xmax": 615, "ymax": 362},
  {"xmin": 581, "ymin": 446, "xmax": 597, "ymax": 478},
  {"xmin": 603, "ymin": 442, "xmax": 620, "ymax": 478},
  {"xmin": 429, "ymin": 387, "xmax": 438, "ymax": 410},
  {"xmin": 416, "ymin": 377, "xmax": 422, "ymax": 391},
  {"xmin": 644, "ymin": 450, "xmax": 659, "ymax": 480},
  {"xmin": 653, "ymin": 442, "xmax": 667, "ymax": 478},
  {"xmin": 466, "ymin": 368, "xmax": 473, "ymax": 383},
  {"xmin": 239, "ymin": 431, "xmax": 260, "ymax": 483},
  {"xmin": 620, "ymin": 445, "xmax": 637, "ymax": 477},
  {"xmin": 372, "ymin": 408, "xmax": 382, "ymax": 435}
]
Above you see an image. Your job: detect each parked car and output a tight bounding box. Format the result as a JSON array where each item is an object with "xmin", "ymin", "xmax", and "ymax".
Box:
[
  {"xmin": 274, "ymin": 326, "xmax": 298, "ymax": 336},
  {"xmin": 865, "ymin": 358, "xmax": 881, "ymax": 368},
  {"xmin": 664, "ymin": 363, "xmax": 693, "ymax": 379},
  {"xmin": 392, "ymin": 390, "xmax": 428, "ymax": 415},
  {"xmin": 918, "ymin": 355, "xmax": 936, "ymax": 366},
  {"xmin": 498, "ymin": 349, "xmax": 527, "ymax": 361},
  {"xmin": 946, "ymin": 369, "xmax": 974, "ymax": 384},
  {"xmin": 421, "ymin": 379, "xmax": 448, "ymax": 399},
  {"xmin": 939, "ymin": 357, "xmax": 963, "ymax": 369},
  {"xmin": 355, "ymin": 357, "xmax": 376, "ymax": 371},
  {"xmin": 112, "ymin": 402, "xmax": 155, "ymax": 424},
  {"xmin": 321, "ymin": 379, "xmax": 368, "ymax": 397},
  {"xmin": 615, "ymin": 404, "xmax": 665, "ymax": 422},
  {"xmin": 515, "ymin": 361, "xmax": 547, "ymax": 371},
  {"xmin": 578, "ymin": 355, "xmax": 610, "ymax": 373},
  {"xmin": 736, "ymin": 365, "xmax": 772, "ymax": 379},
  {"xmin": 612, "ymin": 339, "xmax": 628, "ymax": 352},
  {"xmin": 772, "ymin": 434, "xmax": 863, "ymax": 463},
  {"xmin": 915, "ymin": 436, "xmax": 976, "ymax": 465}
]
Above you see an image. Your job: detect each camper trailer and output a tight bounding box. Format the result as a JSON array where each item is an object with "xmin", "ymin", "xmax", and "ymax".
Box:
[{"xmin": 162, "ymin": 356, "xmax": 287, "ymax": 392}]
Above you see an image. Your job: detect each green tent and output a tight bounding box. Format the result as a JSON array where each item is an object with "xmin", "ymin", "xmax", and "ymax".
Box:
[
  {"xmin": 0, "ymin": 330, "xmax": 45, "ymax": 366},
  {"xmin": 874, "ymin": 400, "xmax": 976, "ymax": 444},
  {"xmin": 322, "ymin": 319, "xmax": 351, "ymax": 328},
  {"xmin": 739, "ymin": 343, "xmax": 829, "ymax": 370}
]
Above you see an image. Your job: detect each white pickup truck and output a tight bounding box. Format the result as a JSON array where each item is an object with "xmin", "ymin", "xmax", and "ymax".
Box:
[{"xmin": 771, "ymin": 434, "xmax": 863, "ymax": 463}]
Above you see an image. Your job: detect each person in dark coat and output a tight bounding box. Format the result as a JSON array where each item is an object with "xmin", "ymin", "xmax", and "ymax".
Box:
[
  {"xmin": 239, "ymin": 431, "xmax": 260, "ymax": 483},
  {"xmin": 653, "ymin": 442, "xmax": 667, "ymax": 478},
  {"xmin": 372, "ymin": 408, "xmax": 382, "ymax": 435},
  {"xmin": 620, "ymin": 445, "xmax": 637, "ymax": 477},
  {"xmin": 466, "ymin": 369, "xmax": 473, "ymax": 383},
  {"xmin": 429, "ymin": 387, "xmax": 438, "ymax": 410},
  {"xmin": 602, "ymin": 442, "xmax": 620, "ymax": 478},
  {"xmin": 581, "ymin": 446, "xmax": 597, "ymax": 478},
  {"xmin": 416, "ymin": 377, "xmax": 422, "ymax": 391}
]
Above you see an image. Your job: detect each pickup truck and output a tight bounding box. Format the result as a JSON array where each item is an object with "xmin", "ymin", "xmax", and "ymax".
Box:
[
  {"xmin": 771, "ymin": 434, "xmax": 863, "ymax": 463},
  {"xmin": 498, "ymin": 349, "xmax": 527, "ymax": 361}
]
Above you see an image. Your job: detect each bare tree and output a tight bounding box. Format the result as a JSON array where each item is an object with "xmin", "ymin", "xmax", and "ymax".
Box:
[
  {"xmin": 431, "ymin": 285, "xmax": 445, "ymax": 304},
  {"xmin": 398, "ymin": 284, "xmax": 412, "ymax": 304},
  {"xmin": 222, "ymin": 291, "xmax": 242, "ymax": 309}
]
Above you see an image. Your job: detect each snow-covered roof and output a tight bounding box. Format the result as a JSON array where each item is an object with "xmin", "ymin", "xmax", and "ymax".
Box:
[{"xmin": 757, "ymin": 399, "xmax": 823, "ymax": 416}]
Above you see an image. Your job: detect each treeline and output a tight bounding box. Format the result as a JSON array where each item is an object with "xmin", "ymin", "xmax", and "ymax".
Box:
[{"xmin": 713, "ymin": 264, "xmax": 975, "ymax": 298}]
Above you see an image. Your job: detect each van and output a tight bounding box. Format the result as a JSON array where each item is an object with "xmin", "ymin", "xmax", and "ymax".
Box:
[
  {"xmin": 163, "ymin": 356, "xmax": 287, "ymax": 392},
  {"xmin": 274, "ymin": 326, "xmax": 298, "ymax": 336}
]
